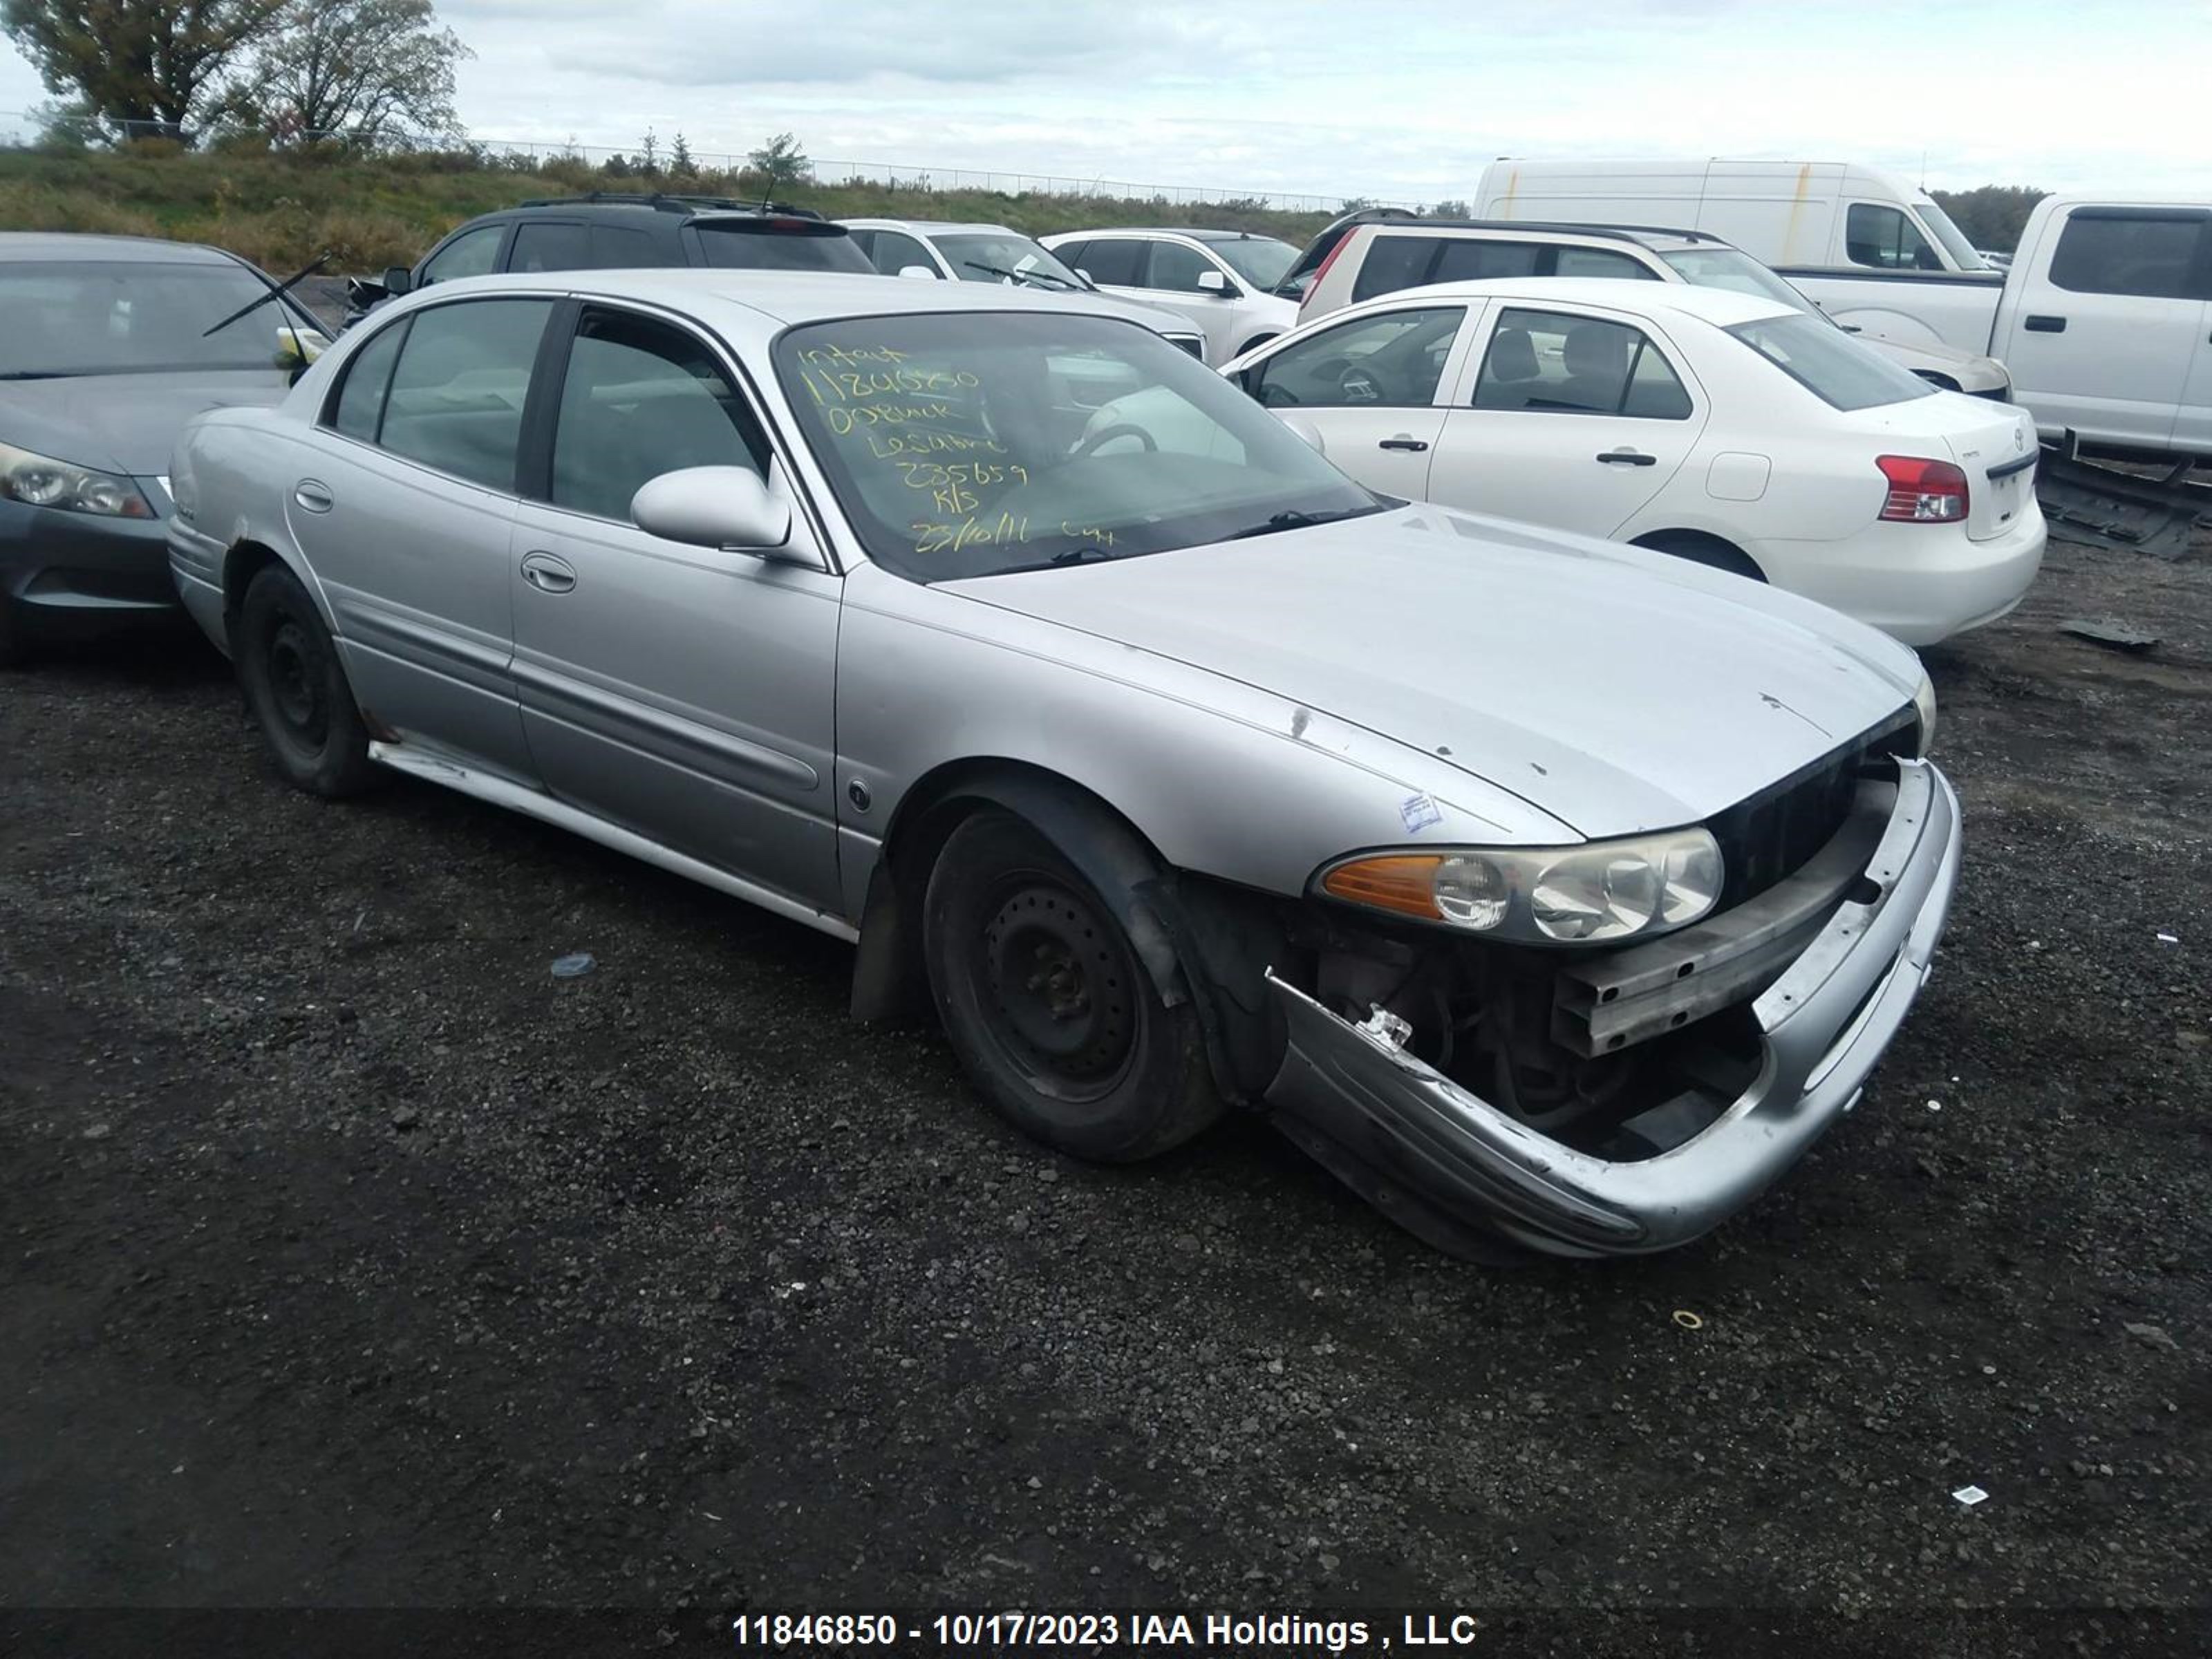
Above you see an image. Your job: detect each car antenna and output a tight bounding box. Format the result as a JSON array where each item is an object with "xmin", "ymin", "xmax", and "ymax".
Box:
[{"xmin": 202, "ymin": 251, "xmax": 332, "ymax": 337}]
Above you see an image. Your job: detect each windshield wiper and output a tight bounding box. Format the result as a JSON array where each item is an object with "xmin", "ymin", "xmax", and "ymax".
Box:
[
  {"xmin": 0, "ymin": 371, "xmax": 65, "ymax": 381},
  {"xmin": 1222, "ymin": 506, "xmax": 1381, "ymax": 541},
  {"xmin": 963, "ymin": 259, "xmax": 1079, "ymax": 292},
  {"xmin": 982, "ymin": 545, "xmax": 1125, "ymax": 576},
  {"xmin": 200, "ymin": 251, "xmax": 331, "ymax": 338}
]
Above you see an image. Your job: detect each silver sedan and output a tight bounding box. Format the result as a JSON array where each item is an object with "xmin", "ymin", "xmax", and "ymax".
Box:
[{"xmin": 167, "ymin": 270, "xmax": 1959, "ymax": 1259}]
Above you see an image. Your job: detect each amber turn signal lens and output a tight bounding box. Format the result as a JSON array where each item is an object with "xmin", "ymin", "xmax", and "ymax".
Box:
[{"xmin": 1320, "ymin": 855, "xmax": 1445, "ymax": 920}]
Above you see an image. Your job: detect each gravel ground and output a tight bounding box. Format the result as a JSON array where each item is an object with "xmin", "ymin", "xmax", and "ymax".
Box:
[{"xmin": 2, "ymin": 527, "xmax": 2206, "ymax": 1656}]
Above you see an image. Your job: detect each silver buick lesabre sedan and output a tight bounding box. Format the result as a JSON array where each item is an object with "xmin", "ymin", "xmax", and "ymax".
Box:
[{"xmin": 167, "ymin": 270, "xmax": 1959, "ymax": 1260}]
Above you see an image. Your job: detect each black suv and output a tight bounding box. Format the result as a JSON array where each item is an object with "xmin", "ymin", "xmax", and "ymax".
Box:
[{"xmin": 348, "ymin": 194, "xmax": 872, "ymax": 321}]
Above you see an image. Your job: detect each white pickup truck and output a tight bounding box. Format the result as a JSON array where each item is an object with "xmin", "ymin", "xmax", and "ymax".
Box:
[{"xmin": 1785, "ymin": 195, "xmax": 2212, "ymax": 458}]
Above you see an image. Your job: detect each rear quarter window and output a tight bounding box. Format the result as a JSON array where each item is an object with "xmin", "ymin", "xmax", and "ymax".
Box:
[{"xmin": 690, "ymin": 223, "xmax": 872, "ymax": 272}]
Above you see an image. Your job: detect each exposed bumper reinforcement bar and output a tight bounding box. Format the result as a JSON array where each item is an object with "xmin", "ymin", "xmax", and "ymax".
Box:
[{"xmin": 1263, "ymin": 759, "xmax": 1962, "ymax": 1259}]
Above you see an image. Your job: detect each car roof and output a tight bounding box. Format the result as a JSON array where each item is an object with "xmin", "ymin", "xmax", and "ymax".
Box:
[
  {"xmin": 0, "ymin": 232, "xmax": 244, "ymax": 265},
  {"xmin": 1377, "ymin": 276, "xmax": 1795, "ymax": 324},
  {"xmin": 1053, "ymin": 227, "xmax": 1268, "ymax": 241},
  {"xmin": 840, "ymin": 219, "xmax": 1028, "ymax": 236},
  {"xmin": 1358, "ymin": 218, "xmax": 1721, "ymax": 249},
  {"xmin": 409, "ymin": 267, "xmax": 1177, "ymax": 329}
]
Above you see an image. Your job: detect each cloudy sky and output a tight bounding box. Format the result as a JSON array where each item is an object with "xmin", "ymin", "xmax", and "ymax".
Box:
[{"xmin": 2, "ymin": 0, "xmax": 2206, "ymax": 203}]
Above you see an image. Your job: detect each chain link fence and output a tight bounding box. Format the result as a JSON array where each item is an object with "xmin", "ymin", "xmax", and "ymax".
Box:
[{"xmin": 0, "ymin": 108, "xmax": 1425, "ymax": 216}]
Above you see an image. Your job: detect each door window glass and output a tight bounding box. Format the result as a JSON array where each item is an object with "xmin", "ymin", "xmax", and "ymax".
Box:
[
  {"xmin": 326, "ymin": 315, "xmax": 407, "ymax": 442},
  {"xmin": 863, "ymin": 230, "xmax": 935, "ymax": 276},
  {"xmin": 1145, "ymin": 241, "xmax": 1216, "ymax": 294},
  {"xmin": 550, "ymin": 308, "xmax": 768, "ymax": 523},
  {"xmin": 1349, "ymin": 235, "xmax": 1443, "ymax": 300},
  {"xmin": 589, "ymin": 224, "xmax": 659, "ymax": 268},
  {"xmin": 418, "ymin": 223, "xmax": 504, "ymax": 286},
  {"xmin": 1069, "ymin": 238, "xmax": 1142, "ymax": 286},
  {"xmin": 1845, "ymin": 203, "xmax": 1941, "ymax": 270},
  {"xmin": 1472, "ymin": 307, "xmax": 1692, "ymax": 418},
  {"xmin": 377, "ymin": 299, "xmax": 553, "ymax": 490},
  {"xmin": 509, "ymin": 222, "xmax": 589, "ymax": 273},
  {"xmin": 1250, "ymin": 307, "xmax": 1463, "ymax": 408},
  {"xmin": 2047, "ymin": 212, "xmax": 2205, "ymax": 299},
  {"xmin": 1427, "ymin": 238, "xmax": 1544, "ymax": 285}
]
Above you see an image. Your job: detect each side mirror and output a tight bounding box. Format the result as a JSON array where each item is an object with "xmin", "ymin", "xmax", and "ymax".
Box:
[
  {"xmin": 631, "ymin": 467, "xmax": 794, "ymax": 557},
  {"xmin": 1276, "ymin": 413, "xmax": 1327, "ymax": 454},
  {"xmin": 382, "ymin": 265, "xmax": 413, "ymax": 296},
  {"xmin": 1197, "ymin": 269, "xmax": 1233, "ymax": 297},
  {"xmin": 896, "ymin": 264, "xmax": 941, "ymax": 281}
]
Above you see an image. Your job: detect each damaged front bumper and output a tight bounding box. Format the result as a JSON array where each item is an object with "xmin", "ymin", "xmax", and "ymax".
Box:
[{"xmin": 1264, "ymin": 758, "xmax": 1962, "ymax": 1259}]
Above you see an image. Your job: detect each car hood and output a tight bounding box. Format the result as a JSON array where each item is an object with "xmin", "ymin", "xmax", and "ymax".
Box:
[
  {"xmin": 0, "ymin": 370, "xmax": 294, "ymax": 475},
  {"xmin": 944, "ymin": 507, "xmax": 1923, "ymax": 837}
]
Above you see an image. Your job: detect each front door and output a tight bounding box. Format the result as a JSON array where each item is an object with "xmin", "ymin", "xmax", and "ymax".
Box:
[
  {"xmin": 1243, "ymin": 302, "xmax": 1474, "ymax": 498},
  {"xmin": 1427, "ymin": 303, "xmax": 1707, "ymax": 537},
  {"xmin": 509, "ymin": 301, "xmax": 843, "ymax": 912},
  {"xmin": 290, "ymin": 294, "xmax": 553, "ymax": 779},
  {"xmin": 2000, "ymin": 205, "xmax": 2209, "ymax": 449}
]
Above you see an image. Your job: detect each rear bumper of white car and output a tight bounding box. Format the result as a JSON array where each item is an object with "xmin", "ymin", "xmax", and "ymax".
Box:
[
  {"xmin": 1263, "ymin": 759, "xmax": 1961, "ymax": 1259},
  {"xmin": 1754, "ymin": 503, "xmax": 2046, "ymax": 648}
]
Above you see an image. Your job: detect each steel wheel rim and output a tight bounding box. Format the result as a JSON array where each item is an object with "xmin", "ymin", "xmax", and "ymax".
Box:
[
  {"xmin": 975, "ymin": 875, "xmax": 1138, "ymax": 1103},
  {"xmin": 265, "ymin": 617, "xmax": 329, "ymax": 749}
]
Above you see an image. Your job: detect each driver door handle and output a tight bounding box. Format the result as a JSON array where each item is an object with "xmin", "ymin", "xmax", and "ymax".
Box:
[
  {"xmin": 519, "ymin": 551, "xmax": 577, "ymax": 594},
  {"xmin": 1378, "ymin": 435, "xmax": 1430, "ymax": 452},
  {"xmin": 1596, "ymin": 449, "xmax": 1657, "ymax": 467}
]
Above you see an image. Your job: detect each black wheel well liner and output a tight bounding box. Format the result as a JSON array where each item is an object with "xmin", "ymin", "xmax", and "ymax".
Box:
[
  {"xmin": 1630, "ymin": 527, "xmax": 1766, "ymax": 581},
  {"xmin": 221, "ymin": 538, "xmax": 287, "ymax": 627},
  {"xmin": 849, "ymin": 758, "xmax": 1288, "ymax": 1103}
]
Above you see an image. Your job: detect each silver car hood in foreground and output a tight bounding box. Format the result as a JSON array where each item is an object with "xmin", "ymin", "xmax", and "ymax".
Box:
[{"xmin": 944, "ymin": 506, "xmax": 1922, "ymax": 837}]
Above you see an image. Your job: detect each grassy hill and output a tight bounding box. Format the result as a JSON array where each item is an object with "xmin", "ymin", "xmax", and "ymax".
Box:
[{"xmin": 0, "ymin": 142, "xmax": 1337, "ymax": 274}]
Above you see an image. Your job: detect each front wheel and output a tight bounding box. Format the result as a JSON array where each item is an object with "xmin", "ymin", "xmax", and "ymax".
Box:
[
  {"xmin": 922, "ymin": 809, "xmax": 1223, "ymax": 1163},
  {"xmin": 236, "ymin": 563, "xmax": 379, "ymax": 797}
]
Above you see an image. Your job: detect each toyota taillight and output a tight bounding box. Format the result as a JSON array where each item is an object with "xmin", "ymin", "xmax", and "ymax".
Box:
[
  {"xmin": 1876, "ymin": 455, "xmax": 1968, "ymax": 523},
  {"xmin": 1300, "ymin": 232, "xmax": 1356, "ymax": 317}
]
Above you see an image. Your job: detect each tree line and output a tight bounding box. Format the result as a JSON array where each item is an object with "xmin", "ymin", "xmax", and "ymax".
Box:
[{"xmin": 3, "ymin": 0, "xmax": 469, "ymax": 146}]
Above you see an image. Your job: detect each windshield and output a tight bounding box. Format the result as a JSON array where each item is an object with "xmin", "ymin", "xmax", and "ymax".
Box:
[
  {"xmin": 1726, "ymin": 313, "xmax": 1936, "ymax": 411},
  {"xmin": 1206, "ymin": 236, "xmax": 1298, "ymax": 290},
  {"xmin": 774, "ymin": 311, "xmax": 1382, "ymax": 581},
  {"xmin": 692, "ymin": 223, "xmax": 874, "ymax": 273},
  {"xmin": 935, "ymin": 233, "xmax": 1086, "ymax": 290},
  {"xmin": 1917, "ymin": 202, "xmax": 1989, "ymax": 271},
  {"xmin": 1659, "ymin": 247, "xmax": 1813, "ymax": 313},
  {"xmin": 0, "ymin": 261, "xmax": 315, "ymax": 378}
]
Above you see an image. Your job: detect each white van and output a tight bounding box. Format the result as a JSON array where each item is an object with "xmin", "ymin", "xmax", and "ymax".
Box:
[{"xmin": 1474, "ymin": 160, "xmax": 1991, "ymax": 276}]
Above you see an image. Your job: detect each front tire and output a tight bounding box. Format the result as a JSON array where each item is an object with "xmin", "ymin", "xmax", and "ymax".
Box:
[
  {"xmin": 236, "ymin": 564, "xmax": 378, "ymax": 798},
  {"xmin": 922, "ymin": 809, "xmax": 1222, "ymax": 1163}
]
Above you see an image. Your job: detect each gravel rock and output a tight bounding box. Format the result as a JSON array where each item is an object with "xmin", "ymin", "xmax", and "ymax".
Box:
[{"xmin": 1, "ymin": 527, "xmax": 2206, "ymax": 1647}]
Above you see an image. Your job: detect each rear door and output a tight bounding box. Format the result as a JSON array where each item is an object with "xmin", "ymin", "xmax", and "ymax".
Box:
[
  {"xmin": 1999, "ymin": 205, "xmax": 2211, "ymax": 450},
  {"xmin": 508, "ymin": 300, "xmax": 843, "ymax": 910},
  {"xmin": 292, "ymin": 294, "xmax": 552, "ymax": 778},
  {"xmin": 1241, "ymin": 303, "xmax": 1476, "ymax": 497},
  {"xmin": 1425, "ymin": 303, "xmax": 1708, "ymax": 536}
]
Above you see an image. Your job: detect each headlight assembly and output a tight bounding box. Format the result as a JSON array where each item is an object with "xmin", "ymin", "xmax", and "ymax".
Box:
[
  {"xmin": 1911, "ymin": 666, "xmax": 1938, "ymax": 756},
  {"xmin": 0, "ymin": 440, "xmax": 154, "ymax": 519},
  {"xmin": 1318, "ymin": 826, "xmax": 1725, "ymax": 946}
]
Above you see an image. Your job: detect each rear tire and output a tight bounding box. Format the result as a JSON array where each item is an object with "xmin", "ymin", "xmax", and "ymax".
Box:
[
  {"xmin": 922, "ymin": 809, "xmax": 1223, "ymax": 1163},
  {"xmin": 1634, "ymin": 531, "xmax": 1766, "ymax": 583},
  {"xmin": 236, "ymin": 564, "xmax": 378, "ymax": 798}
]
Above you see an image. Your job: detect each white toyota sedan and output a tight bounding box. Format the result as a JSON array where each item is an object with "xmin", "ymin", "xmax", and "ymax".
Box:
[{"xmin": 1219, "ymin": 279, "xmax": 2045, "ymax": 645}]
